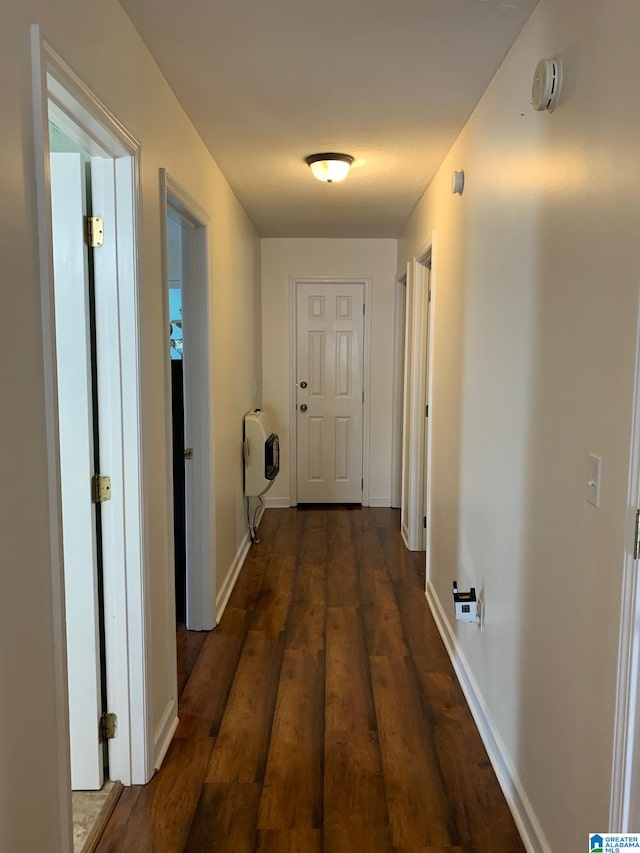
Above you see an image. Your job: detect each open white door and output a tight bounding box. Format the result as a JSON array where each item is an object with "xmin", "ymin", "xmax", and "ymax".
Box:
[{"xmin": 50, "ymin": 153, "xmax": 104, "ymax": 791}]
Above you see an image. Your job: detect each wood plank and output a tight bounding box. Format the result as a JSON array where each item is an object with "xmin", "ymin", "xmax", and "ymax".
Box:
[
  {"xmin": 176, "ymin": 606, "xmax": 250, "ymax": 738},
  {"xmin": 95, "ymin": 736, "xmax": 214, "ymax": 853},
  {"xmin": 255, "ymin": 829, "xmax": 322, "ymax": 852},
  {"xmin": 250, "ymin": 556, "xmax": 296, "ymax": 635},
  {"xmin": 325, "ymin": 607, "xmax": 377, "ymax": 733},
  {"xmin": 392, "ymin": 577, "xmax": 452, "ymax": 673},
  {"xmin": 324, "ymin": 606, "xmax": 391, "ymax": 850},
  {"xmin": 326, "ymin": 539, "xmax": 359, "ymax": 607},
  {"xmin": 256, "ymin": 508, "xmax": 297, "ymax": 556},
  {"xmin": 258, "ymin": 649, "xmax": 325, "ymax": 830},
  {"xmin": 176, "ymin": 623, "xmax": 207, "ymax": 697},
  {"xmin": 324, "ymin": 732, "xmax": 391, "ymax": 852},
  {"xmin": 369, "ymin": 655, "xmax": 456, "ymax": 848},
  {"xmin": 393, "ymin": 848, "xmax": 468, "ymax": 853},
  {"xmin": 286, "ymin": 560, "xmax": 326, "ymax": 651},
  {"xmin": 184, "ymin": 782, "xmax": 260, "ymax": 852},
  {"xmin": 205, "ymin": 630, "xmax": 284, "ymax": 783},
  {"xmin": 226, "ymin": 555, "xmax": 266, "ymax": 611},
  {"xmin": 417, "ymin": 671, "xmax": 526, "ymax": 852},
  {"xmin": 297, "ymin": 525, "xmax": 327, "ymax": 566},
  {"xmin": 325, "ymin": 507, "xmax": 352, "ymax": 543},
  {"xmin": 359, "ymin": 566, "xmax": 409, "ymax": 657}
]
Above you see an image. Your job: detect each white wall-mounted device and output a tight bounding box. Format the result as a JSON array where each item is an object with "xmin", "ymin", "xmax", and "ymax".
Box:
[
  {"xmin": 452, "ymin": 581, "xmax": 480, "ymax": 625},
  {"xmin": 451, "ymin": 170, "xmax": 465, "ymax": 195},
  {"xmin": 243, "ymin": 410, "xmax": 280, "ymax": 497},
  {"xmin": 531, "ymin": 58, "xmax": 563, "ymax": 112}
]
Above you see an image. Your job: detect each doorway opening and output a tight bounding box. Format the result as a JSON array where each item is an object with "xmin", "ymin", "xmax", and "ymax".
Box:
[
  {"xmin": 400, "ymin": 246, "xmax": 434, "ymax": 563},
  {"xmin": 161, "ymin": 171, "xmax": 215, "ymax": 647},
  {"xmin": 391, "ymin": 270, "xmax": 408, "ymax": 509},
  {"xmin": 32, "ymin": 31, "xmax": 152, "ymax": 849}
]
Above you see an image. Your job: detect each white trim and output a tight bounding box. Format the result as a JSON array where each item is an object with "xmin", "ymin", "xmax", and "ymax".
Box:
[
  {"xmin": 30, "ymin": 27, "xmax": 73, "ymax": 851},
  {"xmin": 154, "ymin": 699, "xmax": 179, "ymax": 771},
  {"xmin": 160, "ymin": 170, "xmax": 215, "ymax": 632},
  {"xmin": 423, "ymin": 241, "xmax": 436, "ymax": 582},
  {"xmin": 369, "ymin": 497, "xmax": 392, "ymax": 507},
  {"xmin": 400, "ymin": 260, "xmax": 412, "ymax": 546},
  {"xmin": 610, "ymin": 292, "xmax": 640, "ymax": 831},
  {"xmin": 31, "ymin": 28, "xmax": 152, "ymax": 789},
  {"xmin": 403, "ymin": 242, "xmax": 432, "ymax": 551},
  {"xmin": 391, "ymin": 275, "xmax": 407, "ymax": 509},
  {"xmin": 288, "ymin": 277, "xmax": 372, "ymax": 506},
  {"xmin": 264, "ymin": 496, "xmax": 292, "ymax": 508},
  {"xmin": 426, "ymin": 580, "xmax": 551, "ymax": 853},
  {"xmin": 362, "ymin": 279, "xmax": 372, "ymax": 506}
]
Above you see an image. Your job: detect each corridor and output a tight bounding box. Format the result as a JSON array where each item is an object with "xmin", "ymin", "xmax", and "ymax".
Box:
[{"xmin": 96, "ymin": 507, "xmax": 523, "ymax": 852}]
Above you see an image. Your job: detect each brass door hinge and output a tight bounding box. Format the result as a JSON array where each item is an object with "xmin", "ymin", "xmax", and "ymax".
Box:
[
  {"xmin": 91, "ymin": 475, "xmax": 111, "ymax": 504},
  {"xmin": 184, "ymin": 448, "xmax": 194, "ymax": 460},
  {"xmin": 635, "ymin": 509, "xmax": 640, "ymax": 560},
  {"xmin": 99, "ymin": 712, "xmax": 117, "ymax": 743},
  {"xmin": 85, "ymin": 216, "xmax": 104, "ymax": 248}
]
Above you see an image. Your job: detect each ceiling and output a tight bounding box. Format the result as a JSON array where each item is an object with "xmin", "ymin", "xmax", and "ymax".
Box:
[{"xmin": 119, "ymin": 0, "xmax": 539, "ymax": 238}]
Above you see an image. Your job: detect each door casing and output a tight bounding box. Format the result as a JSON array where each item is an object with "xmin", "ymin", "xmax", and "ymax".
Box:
[
  {"xmin": 401, "ymin": 238, "xmax": 435, "ymax": 563},
  {"xmin": 31, "ymin": 31, "xmax": 152, "ymax": 844},
  {"xmin": 391, "ymin": 273, "xmax": 407, "ymax": 508},
  {"xmin": 160, "ymin": 170, "xmax": 215, "ymax": 632},
  {"xmin": 610, "ymin": 297, "xmax": 640, "ymax": 829},
  {"xmin": 289, "ymin": 277, "xmax": 372, "ymax": 506}
]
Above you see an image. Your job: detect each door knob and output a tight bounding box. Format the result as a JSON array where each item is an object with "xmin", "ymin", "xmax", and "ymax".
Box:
[
  {"xmin": 300, "ymin": 404, "xmax": 308, "ymax": 412},
  {"xmin": 300, "ymin": 381, "xmax": 308, "ymax": 389}
]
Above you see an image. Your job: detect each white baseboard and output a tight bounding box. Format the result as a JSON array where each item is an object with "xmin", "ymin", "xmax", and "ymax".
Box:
[
  {"xmin": 154, "ymin": 698, "xmax": 178, "ymax": 771},
  {"xmin": 264, "ymin": 496, "xmax": 290, "ymax": 508},
  {"xmin": 368, "ymin": 496, "xmax": 391, "ymax": 507},
  {"xmin": 425, "ymin": 580, "xmax": 551, "ymax": 853}
]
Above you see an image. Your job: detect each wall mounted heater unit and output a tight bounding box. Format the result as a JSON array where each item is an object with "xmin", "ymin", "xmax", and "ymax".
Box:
[{"xmin": 244, "ymin": 410, "xmax": 280, "ymax": 496}]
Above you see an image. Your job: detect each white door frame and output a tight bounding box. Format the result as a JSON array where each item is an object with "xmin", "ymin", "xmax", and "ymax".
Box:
[
  {"xmin": 289, "ymin": 277, "xmax": 372, "ymax": 506},
  {"xmin": 400, "ymin": 261, "xmax": 413, "ymax": 543},
  {"xmin": 401, "ymin": 238, "xmax": 435, "ymax": 556},
  {"xmin": 160, "ymin": 170, "xmax": 215, "ymax": 631},
  {"xmin": 391, "ymin": 273, "xmax": 407, "ymax": 508},
  {"xmin": 610, "ymin": 300, "xmax": 640, "ymax": 830},
  {"xmin": 31, "ymin": 28, "xmax": 152, "ymax": 814}
]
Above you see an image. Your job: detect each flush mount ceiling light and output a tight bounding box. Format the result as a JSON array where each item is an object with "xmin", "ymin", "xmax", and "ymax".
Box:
[{"xmin": 305, "ymin": 152, "xmax": 354, "ymax": 183}]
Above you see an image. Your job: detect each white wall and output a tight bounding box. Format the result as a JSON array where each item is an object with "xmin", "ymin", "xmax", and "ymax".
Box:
[
  {"xmin": 1, "ymin": 1, "xmax": 260, "ymax": 849},
  {"xmin": 398, "ymin": 0, "xmax": 640, "ymax": 849},
  {"xmin": 261, "ymin": 238, "xmax": 397, "ymax": 506}
]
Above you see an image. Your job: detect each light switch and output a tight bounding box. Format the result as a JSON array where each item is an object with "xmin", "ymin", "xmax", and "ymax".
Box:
[{"xmin": 585, "ymin": 453, "xmax": 602, "ymax": 508}]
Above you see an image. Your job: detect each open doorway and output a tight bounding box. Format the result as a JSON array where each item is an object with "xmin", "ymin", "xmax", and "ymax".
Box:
[
  {"xmin": 161, "ymin": 171, "xmax": 215, "ymax": 656},
  {"xmin": 32, "ymin": 31, "xmax": 153, "ymax": 849},
  {"xmin": 401, "ymin": 247, "xmax": 433, "ymax": 555},
  {"xmin": 392, "ymin": 270, "xmax": 408, "ymax": 509}
]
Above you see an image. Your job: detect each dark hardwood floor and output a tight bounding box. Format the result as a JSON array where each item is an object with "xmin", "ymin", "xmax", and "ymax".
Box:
[{"xmin": 96, "ymin": 507, "xmax": 525, "ymax": 852}]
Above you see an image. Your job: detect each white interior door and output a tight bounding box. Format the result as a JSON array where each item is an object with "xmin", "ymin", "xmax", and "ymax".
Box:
[
  {"xmin": 296, "ymin": 281, "xmax": 364, "ymax": 503},
  {"xmin": 50, "ymin": 153, "xmax": 104, "ymax": 791}
]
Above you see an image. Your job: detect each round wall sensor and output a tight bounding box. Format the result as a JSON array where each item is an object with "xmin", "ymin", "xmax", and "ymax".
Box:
[
  {"xmin": 451, "ymin": 170, "xmax": 465, "ymax": 195},
  {"xmin": 531, "ymin": 58, "xmax": 563, "ymax": 112}
]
